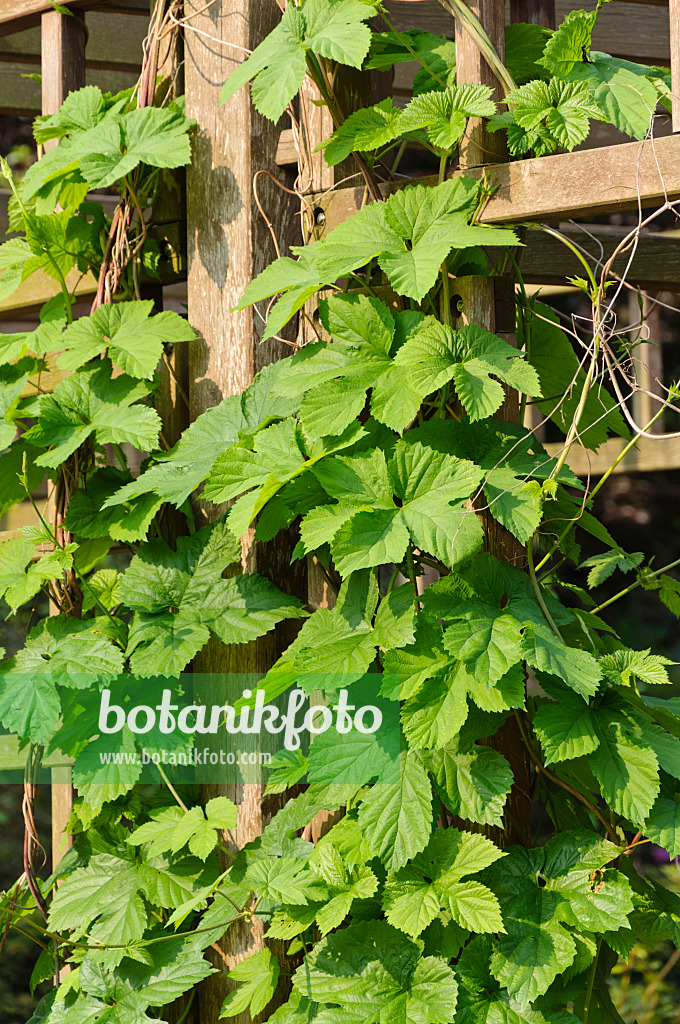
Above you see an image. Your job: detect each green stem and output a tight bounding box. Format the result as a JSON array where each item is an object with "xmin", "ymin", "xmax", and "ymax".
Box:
[
  {"xmin": 583, "ymin": 937, "xmax": 602, "ymax": 1024},
  {"xmin": 175, "ymin": 992, "xmax": 196, "ymax": 1024},
  {"xmin": 527, "ymin": 540, "xmax": 563, "ymax": 640},
  {"xmin": 437, "ymin": 0, "xmax": 516, "ymax": 95},
  {"xmin": 531, "ymin": 224, "xmax": 597, "ymax": 294},
  {"xmin": 592, "ymin": 555, "xmax": 680, "ymax": 615},
  {"xmin": 509, "ymin": 251, "xmax": 531, "ymax": 425},
  {"xmin": 155, "ymin": 762, "xmax": 190, "ymax": 814}
]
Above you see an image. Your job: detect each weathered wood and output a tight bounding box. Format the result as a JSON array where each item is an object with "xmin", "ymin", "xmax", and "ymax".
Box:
[
  {"xmin": 510, "ymin": 0, "xmax": 555, "ymax": 28},
  {"xmin": 0, "ymin": 0, "xmax": 149, "ymax": 35},
  {"xmin": 671, "ymin": 0, "xmax": 680, "ymax": 130},
  {"xmin": 40, "ymin": 4, "xmax": 87, "ymax": 870},
  {"xmin": 0, "ymin": 12, "xmax": 145, "ymax": 74},
  {"xmin": 316, "ymin": 133, "xmax": 680, "ymax": 228},
  {"xmin": 456, "ymin": 0, "xmax": 507, "ymax": 166},
  {"xmin": 517, "ymin": 223, "xmax": 680, "ymax": 289},
  {"xmin": 385, "ymin": 0, "xmax": 671, "ymax": 63},
  {"xmin": 630, "ymin": 290, "xmax": 666, "ymax": 434},
  {"xmin": 41, "ymin": 9, "xmax": 86, "ymax": 125},
  {"xmin": 0, "ymin": 62, "xmax": 139, "ymax": 115},
  {"xmin": 545, "ymin": 435, "xmax": 680, "ymax": 475},
  {"xmin": 184, "ymin": 0, "xmax": 305, "ymax": 1019},
  {"xmin": 454, "ymin": 0, "xmax": 532, "ymax": 850}
]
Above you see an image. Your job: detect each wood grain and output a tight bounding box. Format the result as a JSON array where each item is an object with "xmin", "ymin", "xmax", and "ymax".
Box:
[
  {"xmin": 184, "ymin": 0, "xmax": 305, "ymax": 1019},
  {"xmin": 384, "ymin": 0, "xmax": 671, "ymax": 63},
  {"xmin": 455, "ymin": 0, "xmax": 507, "ymax": 166},
  {"xmin": 317, "ymin": 133, "xmax": 680, "ymax": 227}
]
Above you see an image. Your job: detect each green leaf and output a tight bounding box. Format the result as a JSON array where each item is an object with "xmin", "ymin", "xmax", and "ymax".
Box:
[
  {"xmin": 0, "ymin": 237, "xmax": 32, "ymax": 303},
  {"xmin": 321, "ymin": 98, "xmax": 402, "ymax": 166},
  {"xmin": 505, "ymin": 23, "xmax": 552, "ymax": 85},
  {"xmin": 0, "ymin": 536, "xmax": 74, "ymax": 613},
  {"xmin": 120, "ymin": 521, "xmax": 305, "ymax": 675},
  {"xmin": 546, "ymin": 867, "xmax": 633, "ymax": 933},
  {"xmin": 580, "ymin": 548, "xmax": 643, "ymax": 588},
  {"xmin": 423, "ymin": 743, "xmax": 513, "ymax": 827},
  {"xmin": 491, "ymin": 914, "xmax": 576, "ymax": 1006},
  {"xmin": 443, "ymin": 602, "xmax": 523, "ymax": 685},
  {"xmin": 294, "ymin": 920, "xmax": 458, "ymax": 1022},
  {"xmin": 504, "ymin": 79, "xmax": 601, "ymax": 151},
  {"xmin": 399, "ymin": 84, "xmax": 496, "ymax": 150},
  {"xmin": 48, "ymin": 854, "xmax": 149, "ymax": 945},
  {"xmin": 24, "ymin": 362, "xmax": 161, "ymax": 468},
  {"xmin": 59, "ymin": 301, "xmax": 195, "ymax": 379},
  {"xmin": 0, "ymin": 670, "xmax": 60, "ymax": 744},
  {"xmin": 590, "ymin": 716, "xmax": 660, "ymax": 826},
  {"xmin": 401, "ymin": 663, "xmax": 470, "ymax": 749},
  {"xmin": 539, "ymin": 9, "xmax": 596, "ymax": 75},
  {"xmin": 377, "ymin": 180, "xmax": 519, "ymax": 301},
  {"xmin": 519, "ymin": 623, "xmax": 601, "ymax": 699},
  {"xmin": 63, "ymin": 466, "xmax": 163, "ymax": 543},
  {"xmin": 220, "ymin": 949, "xmax": 279, "ymax": 1019},
  {"xmin": 645, "ymin": 793, "xmax": 680, "ymax": 857},
  {"xmin": 77, "ymin": 105, "xmax": 193, "ymax": 189},
  {"xmin": 563, "ymin": 53, "xmax": 661, "ymax": 139},
  {"xmin": 304, "ymin": 0, "xmax": 374, "ymax": 67},
  {"xmin": 533, "ymin": 690, "xmax": 599, "ymax": 765},
  {"xmin": 357, "ymin": 750, "xmax": 433, "ymax": 871},
  {"xmin": 600, "ymin": 647, "xmax": 674, "ymax": 687},
  {"xmin": 452, "ymin": 325, "xmax": 541, "ymax": 422}
]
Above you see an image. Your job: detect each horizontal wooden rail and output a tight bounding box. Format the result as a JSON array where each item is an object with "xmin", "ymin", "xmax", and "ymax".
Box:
[
  {"xmin": 385, "ymin": 0, "xmax": 671, "ymax": 63},
  {"xmin": 545, "ymin": 436, "xmax": 680, "ymax": 476},
  {"xmin": 0, "ymin": 0, "xmax": 148, "ymax": 36},
  {"xmin": 316, "ymin": 134, "xmax": 680, "ymax": 230}
]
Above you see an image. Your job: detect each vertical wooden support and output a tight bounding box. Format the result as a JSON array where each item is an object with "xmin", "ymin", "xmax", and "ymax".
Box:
[
  {"xmin": 184, "ymin": 2, "xmax": 305, "ymax": 1020},
  {"xmin": 41, "ymin": 9, "xmax": 86, "ymax": 140},
  {"xmin": 453, "ymin": 1, "xmax": 532, "ymax": 848},
  {"xmin": 41, "ymin": 7, "xmax": 86, "ymax": 870},
  {"xmin": 630, "ymin": 291, "xmax": 665, "ymax": 435},
  {"xmin": 671, "ymin": 0, "xmax": 680, "ymax": 132},
  {"xmin": 509, "ymin": 0, "xmax": 555, "ymax": 29},
  {"xmin": 455, "ymin": 0, "xmax": 506, "ymax": 167}
]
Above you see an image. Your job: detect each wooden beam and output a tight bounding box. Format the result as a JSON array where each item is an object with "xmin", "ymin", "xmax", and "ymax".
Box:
[
  {"xmin": 316, "ymin": 134, "xmax": 680, "ymax": 231},
  {"xmin": 184, "ymin": 0, "xmax": 306, "ymax": 1019},
  {"xmin": 384, "ymin": 0, "xmax": 671, "ymax": 63},
  {"xmin": 545, "ymin": 436, "xmax": 680, "ymax": 475},
  {"xmin": 0, "ymin": 11, "xmax": 146, "ymax": 74},
  {"xmin": 41, "ymin": 8, "xmax": 86, "ymax": 121},
  {"xmin": 510, "ymin": 0, "xmax": 555, "ymax": 27},
  {"xmin": 517, "ymin": 224, "xmax": 680, "ymax": 289},
  {"xmin": 456, "ymin": 0, "xmax": 507, "ymax": 165},
  {"xmin": 0, "ymin": 0, "xmax": 149, "ymax": 35}
]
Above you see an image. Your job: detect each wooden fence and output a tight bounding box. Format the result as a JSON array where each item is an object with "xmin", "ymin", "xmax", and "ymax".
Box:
[{"xmin": 0, "ymin": 0, "xmax": 680, "ymax": 915}]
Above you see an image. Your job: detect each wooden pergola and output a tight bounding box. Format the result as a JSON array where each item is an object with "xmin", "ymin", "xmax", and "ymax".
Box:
[{"xmin": 1, "ymin": 0, "xmax": 680, "ymax": 1017}]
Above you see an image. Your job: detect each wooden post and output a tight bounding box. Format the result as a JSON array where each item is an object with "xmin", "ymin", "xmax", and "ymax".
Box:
[
  {"xmin": 671, "ymin": 0, "xmax": 680, "ymax": 132},
  {"xmin": 41, "ymin": 8, "xmax": 86, "ymax": 146},
  {"xmin": 630, "ymin": 290, "xmax": 665, "ymax": 435},
  {"xmin": 509, "ymin": 0, "xmax": 555, "ymax": 29},
  {"xmin": 455, "ymin": 0, "xmax": 506, "ymax": 167},
  {"xmin": 453, "ymin": 1, "xmax": 532, "ymax": 848},
  {"xmin": 184, "ymin": 2, "xmax": 305, "ymax": 1020},
  {"xmin": 41, "ymin": 6, "xmax": 86, "ymax": 870}
]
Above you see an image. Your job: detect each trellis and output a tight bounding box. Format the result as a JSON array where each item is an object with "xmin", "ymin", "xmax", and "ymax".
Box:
[{"xmin": 1, "ymin": 0, "xmax": 680, "ymax": 1017}]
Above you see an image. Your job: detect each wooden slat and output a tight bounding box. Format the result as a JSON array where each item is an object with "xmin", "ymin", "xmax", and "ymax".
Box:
[
  {"xmin": 41, "ymin": 10, "xmax": 86, "ymax": 124},
  {"xmin": 0, "ymin": 12, "xmax": 145, "ymax": 74},
  {"xmin": 317, "ymin": 134, "xmax": 680, "ymax": 230},
  {"xmin": 545, "ymin": 436, "xmax": 680, "ymax": 476},
  {"xmin": 0, "ymin": 60, "xmax": 139, "ymax": 114},
  {"xmin": 518, "ymin": 224, "xmax": 680, "ymax": 288},
  {"xmin": 0, "ymin": 0, "xmax": 149, "ymax": 35},
  {"xmin": 385, "ymin": 0, "xmax": 671, "ymax": 63}
]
